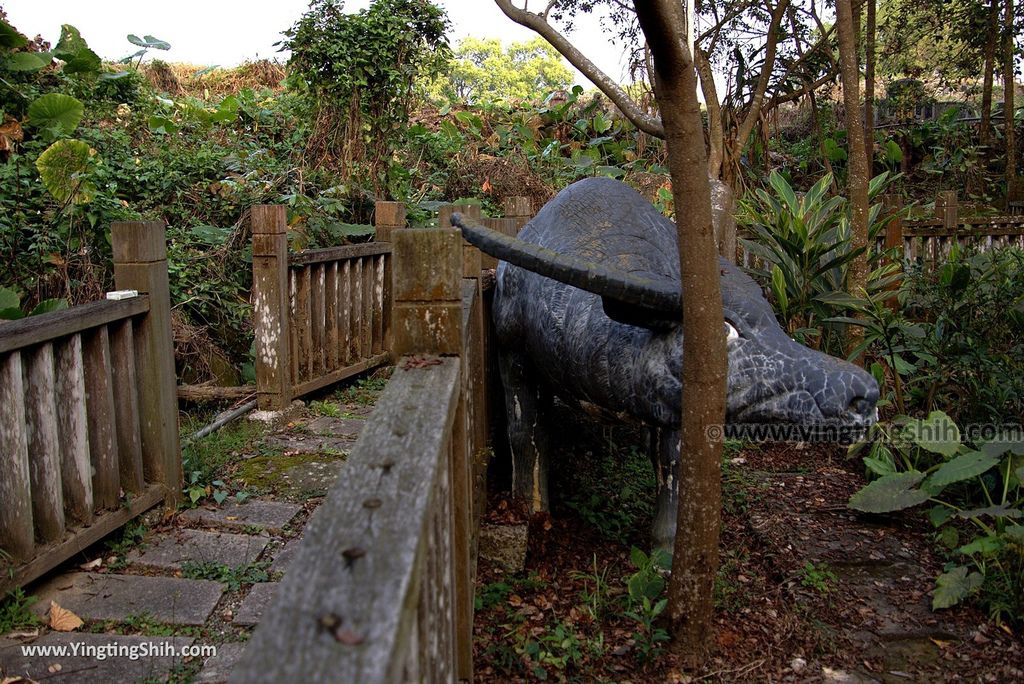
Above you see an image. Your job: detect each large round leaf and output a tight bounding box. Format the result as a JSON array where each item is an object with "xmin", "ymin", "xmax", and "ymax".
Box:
[
  {"xmin": 35, "ymin": 138, "xmax": 96, "ymax": 204},
  {"xmin": 0, "ymin": 19, "xmax": 27, "ymax": 49},
  {"xmin": 28, "ymin": 93, "xmax": 84, "ymax": 135},
  {"xmin": 5, "ymin": 51, "xmax": 53, "ymax": 72},
  {"xmin": 925, "ymin": 450, "xmax": 1000, "ymax": 489},
  {"xmin": 904, "ymin": 411, "xmax": 960, "ymax": 457},
  {"xmin": 848, "ymin": 471, "xmax": 931, "ymax": 513}
]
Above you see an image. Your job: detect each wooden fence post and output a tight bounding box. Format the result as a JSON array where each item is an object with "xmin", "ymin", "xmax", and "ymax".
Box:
[
  {"xmin": 934, "ymin": 190, "xmax": 958, "ymax": 265},
  {"xmin": 502, "ymin": 196, "xmax": 532, "ymax": 233},
  {"xmin": 882, "ymin": 194, "xmax": 904, "ymax": 252},
  {"xmin": 111, "ymin": 221, "xmax": 182, "ymax": 508},
  {"xmin": 374, "ymin": 201, "xmax": 403, "ymax": 360},
  {"xmin": 252, "ymin": 206, "xmax": 292, "ymax": 411}
]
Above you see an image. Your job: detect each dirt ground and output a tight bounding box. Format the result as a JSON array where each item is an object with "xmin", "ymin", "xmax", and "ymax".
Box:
[{"xmin": 472, "ymin": 417, "xmax": 1023, "ymax": 683}]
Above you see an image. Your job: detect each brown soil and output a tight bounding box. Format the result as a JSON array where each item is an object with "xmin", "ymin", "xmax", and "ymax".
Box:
[{"xmin": 473, "ymin": 430, "xmax": 1023, "ymax": 682}]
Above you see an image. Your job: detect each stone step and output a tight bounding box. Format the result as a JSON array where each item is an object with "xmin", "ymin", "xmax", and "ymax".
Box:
[
  {"xmin": 128, "ymin": 529, "xmax": 269, "ymax": 572},
  {"xmin": 234, "ymin": 583, "xmax": 278, "ymax": 627},
  {"xmin": 269, "ymin": 538, "xmax": 302, "ymax": 575},
  {"xmin": 0, "ymin": 633, "xmax": 195, "ymax": 684},
  {"xmin": 33, "ymin": 572, "xmax": 223, "ymax": 625},
  {"xmin": 195, "ymin": 642, "xmax": 248, "ymax": 684},
  {"xmin": 179, "ymin": 500, "xmax": 302, "ymax": 534}
]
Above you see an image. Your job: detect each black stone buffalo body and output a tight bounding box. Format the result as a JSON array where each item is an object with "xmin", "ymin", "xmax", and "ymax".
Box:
[{"xmin": 453, "ymin": 177, "xmax": 878, "ymax": 550}]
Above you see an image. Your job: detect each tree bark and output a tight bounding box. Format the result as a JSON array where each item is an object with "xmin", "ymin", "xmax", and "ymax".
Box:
[
  {"xmin": 695, "ymin": 47, "xmax": 724, "ymax": 178},
  {"xmin": 1005, "ymin": 0, "xmax": 1017, "ymax": 191},
  {"xmin": 863, "ymin": 0, "xmax": 876, "ymax": 169},
  {"xmin": 837, "ymin": 0, "xmax": 870, "ymax": 360},
  {"xmin": 633, "ymin": 0, "xmax": 727, "ymax": 664},
  {"xmin": 980, "ymin": 0, "xmax": 999, "ymax": 148}
]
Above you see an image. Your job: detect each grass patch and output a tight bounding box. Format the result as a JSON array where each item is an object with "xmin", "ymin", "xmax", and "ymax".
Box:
[
  {"xmin": 0, "ymin": 589, "xmax": 41, "ymax": 634},
  {"xmin": 234, "ymin": 450, "xmax": 346, "ymax": 494},
  {"xmin": 180, "ymin": 418, "xmax": 266, "ymax": 486},
  {"xmin": 181, "ymin": 561, "xmax": 270, "ymax": 592},
  {"xmin": 334, "ymin": 373, "xmax": 390, "ymax": 405}
]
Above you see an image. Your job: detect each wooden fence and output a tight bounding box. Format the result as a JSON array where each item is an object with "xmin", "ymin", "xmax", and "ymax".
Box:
[
  {"xmin": 0, "ymin": 222, "xmax": 180, "ymax": 593},
  {"xmin": 878, "ymin": 191, "xmax": 1024, "ymax": 270},
  {"xmin": 233, "ymin": 225, "xmax": 490, "ymax": 683},
  {"xmin": 252, "ymin": 203, "xmax": 402, "ymax": 410}
]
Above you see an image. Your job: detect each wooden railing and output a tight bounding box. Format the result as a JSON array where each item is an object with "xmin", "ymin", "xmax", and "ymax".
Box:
[
  {"xmin": 0, "ymin": 222, "xmax": 180, "ymax": 593},
  {"xmin": 233, "ymin": 226, "xmax": 489, "ymax": 683},
  {"xmin": 252, "ymin": 204, "xmax": 401, "ymax": 410},
  {"xmin": 878, "ymin": 191, "xmax": 1024, "ymax": 270}
]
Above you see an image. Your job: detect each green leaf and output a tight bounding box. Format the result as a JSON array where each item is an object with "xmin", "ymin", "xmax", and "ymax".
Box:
[
  {"xmin": 595, "ymin": 165, "xmax": 626, "ymax": 178},
  {"xmin": 932, "ymin": 566, "xmax": 983, "ymax": 610},
  {"xmin": 980, "ymin": 436, "xmax": 1024, "ymax": 458},
  {"xmin": 770, "ymin": 264, "xmax": 789, "ymax": 315},
  {"xmin": 0, "ymin": 307, "xmax": 24, "ymax": 320},
  {"xmin": 28, "ymin": 93, "xmax": 85, "ymax": 135},
  {"xmin": 5, "ymin": 51, "xmax": 52, "ymax": 72},
  {"xmin": 1004, "ymin": 525, "xmax": 1024, "ymax": 545},
  {"xmin": 35, "ymin": 139, "xmax": 96, "ymax": 204},
  {"xmin": 191, "ymin": 225, "xmax": 231, "ymax": 245},
  {"xmin": 864, "ymin": 455, "xmax": 896, "ymax": 477},
  {"xmin": 904, "ymin": 411, "xmax": 960, "ymax": 457},
  {"xmin": 928, "ymin": 505, "xmax": 954, "ymax": 527},
  {"xmin": 957, "ymin": 504, "xmax": 1021, "ymax": 520},
  {"xmin": 127, "ymin": 34, "xmax": 171, "ymax": 50},
  {"xmin": 848, "ymin": 471, "xmax": 931, "ymax": 513},
  {"xmin": 148, "ymin": 115, "xmax": 178, "ymax": 134},
  {"xmin": 54, "ymin": 25, "xmax": 101, "ymax": 75},
  {"xmin": 925, "ymin": 450, "xmax": 1000, "ymax": 488},
  {"xmin": 0, "ymin": 19, "xmax": 28, "ymax": 49},
  {"xmin": 213, "ymin": 490, "xmax": 228, "ymax": 504},
  {"xmin": 0, "ymin": 286, "xmax": 20, "ymax": 312},
  {"xmin": 30, "ymin": 299, "xmax": 68, "ymax": 316},
  {"xmin": 958, "ymin": 534, "xmax": 1003, "ymax": 556}
]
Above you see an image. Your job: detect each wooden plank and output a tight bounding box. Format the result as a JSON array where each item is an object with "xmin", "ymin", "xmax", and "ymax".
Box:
[
  {"xmin": 325, "ymin": 262, "xmax": 339, "ymax": 371},
  {"xmin": 83, "ymin": 326, "xmax": 120, "ymax": 510},
  {"xmin": 109, "ymin": 320, "xmax": 144, "ymax": 494},
  {"xmin": 311, "ymin": 264, "xmax": 326, "ymax": 378},
  {"xmin": 289, "ymin": 271, "xmax": 300, "ymax": 385},
  {"xmin": 252, "ymin": 205, "xmax": 292, "ymax": 411},
  {"xmin": 53, "ymin": 335, "xmax": 93, "ymax": 525},
  {"xmin": 0, "ymin": 351, "xmax": 34, "ymax": 562},
  {"xmin": 382, "ymin": 253, "xmax": 393, "ymax": 361},
  {"xmin": 340, "ymin": 260, "xmax": 351, "ymax": 367},
  {"xmin": 352, "ymin": 258, "xmax": 364, "ymax": 361},
  {"xmin": 22, "ymin": 343, "xmax": 65, "ymax": 543},
  {"xmin": 372, "ymin": 255, "xmax": 385, "ymax": 355},
  {"xmin": 362, "ymin": 256, "xmax": 373, "ymax": 359},
  {"xmin": 290, "ymin": 353, "xmax": 391, "ymax": 399},
  {"xmin": 0, "ymin": 297, "xmax": 149, "ymax": 355},
  {"xmin": 0, "ymin": 486, "xmax": 163, "ymax": 595},
  {"xmin": 449, "ymin": 374, "xmax": 473, "ymax": 680},
  {"xmin": 177, "ymin": 384, "xmax": 255, "ymax": 402},
  {"xmin": 294, "ymin": 266, "xmax": 312, "ymax": 383},
  {"xmin": 288, "ymin": 243, "xmax": 392, "ymax": 266},
  {"xmin": 231, "ymin": 358, "xmax": 461, "ymax": 683}
]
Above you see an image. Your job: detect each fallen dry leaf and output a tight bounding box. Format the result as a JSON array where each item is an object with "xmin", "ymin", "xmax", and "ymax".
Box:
[
  {"xmin": 79, "ymin": 558, "xmax": 102, "ymax": 571},
  {"xmin": 2, "ymin": 676, "xmax": 39, "ymax": 684},
  {"xmin": 49, "ymin": 601, "xmax": 83, "ymax": 632}
]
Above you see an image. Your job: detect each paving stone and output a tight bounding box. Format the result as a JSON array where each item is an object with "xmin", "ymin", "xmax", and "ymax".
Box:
[
  {"xmin": 195, "ymin": 642, "xmax": 248, "ymax": 684},
  {"xmin": 270, "ymin": 538, "xmax": 303, "ymax": 575},
  {"xmin": 0, "ymin": 633, "xmax": 194, "ymax": 684},
  {"xmin": 279, "ymin": 460, "xmax": 345, "ymax": 498},
  {"xmin": 264, "ymin": 434, "xmax": 354, "ymax": 455},
  {"xmin": 32, "ymin": 572, "xmax": 222, "ymax": 625},
  {"xmin": 128, "ymin": 529, "xmax": 269, "ymax": 571},
  {"xmin": 234, "ymin": 583, "xmax": 279, "ymax": 626},
  {"xmin": 179, "ymin": 500, "xmax": 301, "ymax": 534},
  {"xmin": 305, "ymin": 416, "xmax": 365, "ymax": 437}
]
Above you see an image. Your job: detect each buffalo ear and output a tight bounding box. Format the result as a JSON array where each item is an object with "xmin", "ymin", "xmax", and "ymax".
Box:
[{"xmin": 602, "ymin": 297, "xmax": 678, "ymax": 331}]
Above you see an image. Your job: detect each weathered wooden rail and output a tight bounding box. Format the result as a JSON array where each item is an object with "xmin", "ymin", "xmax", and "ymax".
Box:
[
  {"xmin": 0, "ymin": 222, "xmax": 180, "ymax": 593},
  {"xmin": 234, "ymin": 224, "xmax": 491, "ymax": 682}
]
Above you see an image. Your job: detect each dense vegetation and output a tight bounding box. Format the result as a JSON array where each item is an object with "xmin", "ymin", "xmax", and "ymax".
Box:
[{"xmin": 1, "ymin": 0, "xmax": 1022, "ymax": 632}]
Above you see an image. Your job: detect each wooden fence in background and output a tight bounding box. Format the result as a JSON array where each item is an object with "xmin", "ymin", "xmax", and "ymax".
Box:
[
  {"xmin": 0, "ymin": 222, "xmax": 180, "ymax": 594},
  {"xmin": 878, "ymin": 191, "xmax": 1024, "ymax": 270},
  {"xmin": 233, "ymin": 224, "xmax": 490, "ymax": 683}
]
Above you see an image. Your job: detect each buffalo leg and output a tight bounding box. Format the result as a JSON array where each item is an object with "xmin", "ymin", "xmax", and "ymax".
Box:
[
  {"xmin": 498, "ymin": 349, "xmax": 550, "ymax": 512},
  {"xmin": 650, "ymin": 427, "xmax": 680, "ymax": 556}
]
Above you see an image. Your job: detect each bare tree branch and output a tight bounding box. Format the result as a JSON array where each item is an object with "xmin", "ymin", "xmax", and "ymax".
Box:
[
  {"xmin": 494, "ymin": 0, "xmax": 665, "ymax": 137},
  {"xmin": 695, "ymin": 47, "xmax": 724, "ymax": 177},
  {"xmin": 732, "ymin": 0, "xmax": 790, "ymax": 148}
]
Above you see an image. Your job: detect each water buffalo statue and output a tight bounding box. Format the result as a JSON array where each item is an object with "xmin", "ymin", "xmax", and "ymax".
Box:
[{"xmin": 452, "ymin": 177, "xmax": 878, "ymax": 550}]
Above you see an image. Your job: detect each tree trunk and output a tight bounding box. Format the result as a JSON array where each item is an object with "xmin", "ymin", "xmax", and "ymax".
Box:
[
  {"xmin": 695, "ymin": 47, "xmax": 724, "ymax": 179},
  {"xmin": 837, "ymin": 0, "xmax": 870, "ymax": 360},
  {"xmin": 634, "ymin": 0, "xmax": 727, "ymax": 665},
  {"xmin": 980, "ymin": 0, "xmax": 999, "ymax": 148},
  {"xmin": 863, "ymin": 0, "xmax": 876, "ymax": 169},
  {"xmin": 1005, "ymin": 0, "xmax": 1017, "ymax": 191}
]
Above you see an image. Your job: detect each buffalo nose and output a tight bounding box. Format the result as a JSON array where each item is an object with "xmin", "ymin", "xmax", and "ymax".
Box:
[{"xmin": 849, "ymin": 396, "xmax": 875, "ymax": 418}]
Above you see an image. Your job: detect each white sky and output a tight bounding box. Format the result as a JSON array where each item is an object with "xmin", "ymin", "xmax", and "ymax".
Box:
[{"xmin": 3, "ymin": 0, "xmax": 637, "ymax": 87}]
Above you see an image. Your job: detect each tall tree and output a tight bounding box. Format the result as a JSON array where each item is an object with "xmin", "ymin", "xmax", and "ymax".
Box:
[
  {"xmin": 494, "ymin": 0, "xmax": 727, "ymax": 660},
  {"xmin": 980, "ymin": 0, "xmax": 1000, "ymax": 148},
  {"xmin": 836, "ymin": 0, "xmax": 870, "ymax": 354},
  {"xmin": 864, "ymin": 0, "xmax": 877, "ymax": 168},
  {"xmin": 1005, "ymin": 0, "xmax": 1018, "ymax": 193}
]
